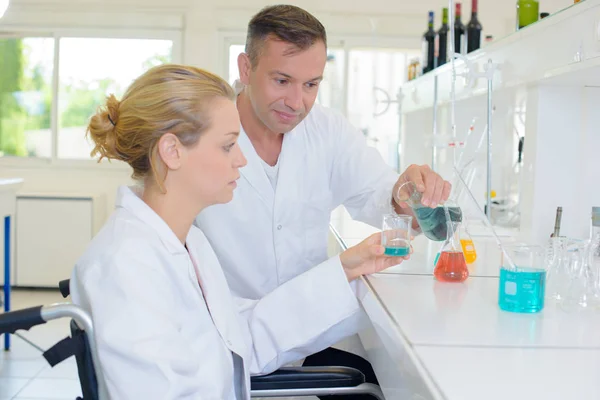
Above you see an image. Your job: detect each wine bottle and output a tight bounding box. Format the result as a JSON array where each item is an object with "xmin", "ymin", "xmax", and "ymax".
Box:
[
  {"xmin": 454, "ymin": 3, "xmax": 466, "ymax": 55},
  {"xmin": 436, "ymin": 8, "xmax": 449, "ymax": 67},
  {"xmin": 466, "ymin": 0, "xmax": 483, "ymax": 53},
  {"xmin": 422, "ymin": 11, "xmax": 435, "ymax": 74}
]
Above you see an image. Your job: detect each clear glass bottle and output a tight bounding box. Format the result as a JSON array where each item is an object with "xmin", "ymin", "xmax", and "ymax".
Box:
[
  {"xmin": 590, "ymin": 207, "xmax": 600, "ymax": 300},
  {"xmin": 546, "ymin": 237, "xmax": 571, "ymax": 303}
]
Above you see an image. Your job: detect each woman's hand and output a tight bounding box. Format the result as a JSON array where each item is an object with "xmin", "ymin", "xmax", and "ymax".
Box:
[{"xmin": 339, "ymin": 232, "xmax": 411, "ymax": 281}]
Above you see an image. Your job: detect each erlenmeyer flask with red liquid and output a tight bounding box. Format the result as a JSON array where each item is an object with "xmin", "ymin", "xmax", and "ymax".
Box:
[{"xmin": 434, "ymin": 220, "xmax": 469, "ymax": 282}]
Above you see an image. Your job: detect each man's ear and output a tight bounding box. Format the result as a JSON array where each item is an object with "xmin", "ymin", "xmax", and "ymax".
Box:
[{"xmin": 238, "ymin": 52, "xmax": 252, "ymax": 85}]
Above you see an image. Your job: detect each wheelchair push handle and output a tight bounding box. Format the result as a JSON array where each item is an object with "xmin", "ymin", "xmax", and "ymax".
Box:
[{"xmin": 0, "ymin": 306, "xmax": 46, "ymax": 334}]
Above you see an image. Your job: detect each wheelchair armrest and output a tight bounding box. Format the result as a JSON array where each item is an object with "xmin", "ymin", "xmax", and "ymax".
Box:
[
  {"xmin": 250, "ymin": 366, "xmax": 365, "ymax": 390},
  {"xmin": 0, "ymin": 306, "xmax": 46, "ymax": 334}
]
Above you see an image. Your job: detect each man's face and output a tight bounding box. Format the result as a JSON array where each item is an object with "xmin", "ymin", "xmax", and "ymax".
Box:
[{"xmin": 239, "ymin": 38, "xmax": 327, "ymax": 134}]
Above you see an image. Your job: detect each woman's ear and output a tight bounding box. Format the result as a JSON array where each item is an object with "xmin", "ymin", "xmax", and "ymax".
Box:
[{"xmin": 157, "ymin": 133, "xmax": 184, "ymax": 170}]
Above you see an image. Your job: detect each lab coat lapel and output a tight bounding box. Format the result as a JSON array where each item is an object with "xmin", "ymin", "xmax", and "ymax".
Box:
[
  {"xmin": 273, "ymin": 129, "xmax": 306, "ymax": 211},
  {"xmin": 238, "ymin": 129, "xmax": 275, "ymax": 207},
  {"xmin": 186, "ymin": 233, "xmax": 247, "ymax": 358}
]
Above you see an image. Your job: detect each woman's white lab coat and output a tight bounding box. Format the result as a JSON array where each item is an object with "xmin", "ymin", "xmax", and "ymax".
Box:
[{"xmin": 70, "ymin": 186, "xmax": 362, "ymax": 400}]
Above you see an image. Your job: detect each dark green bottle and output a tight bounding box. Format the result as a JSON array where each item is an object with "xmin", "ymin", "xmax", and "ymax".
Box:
[
  {"xmin": 466, "ymin": 0, "xmax": 483, "ymax": 53},
  {"xmin": 436, "ymin": 8, "xmax": 449, "ymax": 67},
  {"xmin": 454, "ymin": 3, "xmax": 466, "ymax": 54},
  {"xmin": 422, "ymin": 11, "xmax": 435, "ymax": 74}
]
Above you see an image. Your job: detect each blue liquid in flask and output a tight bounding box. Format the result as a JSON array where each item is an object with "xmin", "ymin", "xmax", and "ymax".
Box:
[
  {"xmin": 414, "ymin": 206, "xmax": 462, "ymax": 241},
  {"xmin": 384, "ymin": 247, "xmax": 410, "ymax": 256},
  {"xmin": 498, "ymin": 267, "xmax": 546, "ymax": 313}
]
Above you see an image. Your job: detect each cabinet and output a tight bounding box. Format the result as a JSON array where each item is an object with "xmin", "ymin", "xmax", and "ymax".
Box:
[{"xmin": 15, "ymin": 193, "xmax": 105, "ymax": 288}]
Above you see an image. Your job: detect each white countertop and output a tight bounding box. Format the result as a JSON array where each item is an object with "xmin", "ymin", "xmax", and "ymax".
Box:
[
  {"xmin": 360, "ymin": 273, "xmax": 600, "ymax": 400},
  {"xmin": 332, "ymin": 207, "xmax": 598, "ymax": 399},
  {"xmin": 369, "ymin": 274, "xmax": 600, "ymax": 349},
  {"xmin": 415, "ymin": 346, "xmax": 600, "ymax": 400},
  {"xmin": 0, "ymin": 178, "xmax": 24, "ymax": 215},
  {"xmin": 0, "ymin": 178, "xmax": 24, "ymax": 191}
]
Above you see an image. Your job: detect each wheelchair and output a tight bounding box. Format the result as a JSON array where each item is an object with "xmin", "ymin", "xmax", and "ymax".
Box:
[{"xmin": 0, "ymin": 279, "xmax": 385, "ymax": 400}]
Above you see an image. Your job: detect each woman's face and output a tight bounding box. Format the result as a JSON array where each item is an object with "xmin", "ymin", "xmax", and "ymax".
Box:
[{"xmin": 179, "ymin": 97, "xmax": 247, "ymax": 206}]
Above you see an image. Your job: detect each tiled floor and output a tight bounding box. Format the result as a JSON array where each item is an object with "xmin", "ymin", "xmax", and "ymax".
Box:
[
  {"xmin": 0, "ymin": 290, "xmax": 82, "ymax": 400},
  {"xmin": 0, "ymin": 290, "xmax": 317, "ymax": 400}
]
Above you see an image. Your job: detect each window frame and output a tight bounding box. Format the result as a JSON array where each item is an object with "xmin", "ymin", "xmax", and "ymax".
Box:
[{"xmin": 0, "ymin": 27, "xmax": 183, "ymax": 169}]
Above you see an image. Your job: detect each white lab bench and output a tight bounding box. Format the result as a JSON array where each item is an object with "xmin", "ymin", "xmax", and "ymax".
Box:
[
  {"xmin": 329, "ymin": 213, "xmax": 600, "ymax": 399},
  {"xmin": 356, "ymin": 273, "xmax": 600, "ymax": 400}
]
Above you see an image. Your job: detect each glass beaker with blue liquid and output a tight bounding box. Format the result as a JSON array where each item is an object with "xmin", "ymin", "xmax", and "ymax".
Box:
[
  {"xmin": 395, "ymin": 181, "xmax": 462, "ymax": 241},
  {"xmin": 498, "ymin": 245, "xmax": 547, "ymax": 313},
  {"xmin": 381, "ymin": 214, "xmax": 413, "ymax": 256}
]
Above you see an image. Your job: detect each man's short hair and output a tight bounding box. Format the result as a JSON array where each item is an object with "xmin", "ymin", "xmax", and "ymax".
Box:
[{"xmin": 245, "ymin": 5, "xmax": 327, "ymax": 67}]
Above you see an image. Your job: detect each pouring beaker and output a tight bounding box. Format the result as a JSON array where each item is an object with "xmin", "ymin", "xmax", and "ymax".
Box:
[{"xmin": 395, "ymin": 181, "xmax": 462, "ymax": 241}]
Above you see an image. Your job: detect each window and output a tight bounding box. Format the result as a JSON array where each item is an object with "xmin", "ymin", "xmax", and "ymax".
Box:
[
  {"xmin": 315, "ymin": 48, "xmax": 345, "ymax": 112},
  {"xmin": 58, "ymin": 38, "xmax": 173, "ymax": 159},
  {"xmin": 0, "ymin": 37, "xmax": 54, "ymax": 158},
  {"xmin": 347, "ymin": 49, "xmax": 419, "ymax": 169},
  {"xmin": 228, "ymin": 44, "xmax": 245, "ymax": 86},
  {"xmin": 0, "ymin": 34, "xmax": 176, "ymax": 161}
]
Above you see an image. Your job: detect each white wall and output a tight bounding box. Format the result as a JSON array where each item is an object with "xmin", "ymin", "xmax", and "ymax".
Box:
[
  {"xmin": 4, "ymin": 0, "xmax": 577, "ymax": 74},
  {"xmin": 0, "ymin": 0, "xmax": 578, "ymax": 219}
]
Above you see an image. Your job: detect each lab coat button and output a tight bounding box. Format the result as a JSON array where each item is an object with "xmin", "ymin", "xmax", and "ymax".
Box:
[{"xmin": 277, "ymin": 225, "xmax": 282, "ymax": 230}]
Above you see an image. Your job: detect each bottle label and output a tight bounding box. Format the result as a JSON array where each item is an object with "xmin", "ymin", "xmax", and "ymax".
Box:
[{"xmin": 422, "ymin": 39, "xmax": 429, "ymax": 68}]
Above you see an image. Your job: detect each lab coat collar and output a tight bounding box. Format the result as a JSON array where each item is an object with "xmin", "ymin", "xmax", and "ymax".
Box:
[
  {"xmin": 233, "ymin": 79, "xmax": 244, "ymax": 96},
  {"xmin": 237, "ymin": 129, "xmax": 275, "ymax": 206},
  {"xmin": 115, "ymin": 185, "xmax": 189, "ymax": 255}
]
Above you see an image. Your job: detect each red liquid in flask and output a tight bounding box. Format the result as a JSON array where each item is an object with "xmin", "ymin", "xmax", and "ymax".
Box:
[{"xmin": 434, "ymin": 251, "xmax": 469, "ymax": 282}]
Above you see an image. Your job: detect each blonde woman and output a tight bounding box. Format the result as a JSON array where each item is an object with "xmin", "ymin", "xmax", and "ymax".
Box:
[{"xmin": 70, "ymin": 64, "xmax": 408, "ymax": 399}]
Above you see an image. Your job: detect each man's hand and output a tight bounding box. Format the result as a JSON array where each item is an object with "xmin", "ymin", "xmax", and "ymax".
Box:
[
  {"xmin": 393, "ymin": 164, "xmax": 452, "ymax": 210},
  {"xmin": 340, "ymin": 233, "xmax": 411, "ymax": 281}
]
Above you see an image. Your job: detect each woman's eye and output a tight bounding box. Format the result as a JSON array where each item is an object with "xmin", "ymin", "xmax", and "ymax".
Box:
[{"xmin": 223, "ymin": 143, "xmax": 235, "ymax": 152}]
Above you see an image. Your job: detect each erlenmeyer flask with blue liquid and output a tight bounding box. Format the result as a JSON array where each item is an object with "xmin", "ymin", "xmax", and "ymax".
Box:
[{"xmin": 395, "ymin": 181, "xmax": 462, "ymax": 241}]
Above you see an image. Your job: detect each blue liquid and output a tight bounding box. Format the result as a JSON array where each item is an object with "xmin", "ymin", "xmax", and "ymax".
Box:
[
  {"xmin": 384, "ymin": 247, "xmax": 410, "ymax": 256},
  {"xmin": 498, "ymin": 267, "xmax": 546, "ymax": 313},
  {"xmin": 414, "ymin": 206, "xmax": 462, "ymax": 241}
]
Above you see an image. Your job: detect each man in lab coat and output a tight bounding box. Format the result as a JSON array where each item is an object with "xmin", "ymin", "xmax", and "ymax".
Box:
[{"xmin": 195, "ymin": 5, "xmax": 451, "ymax": 398}]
